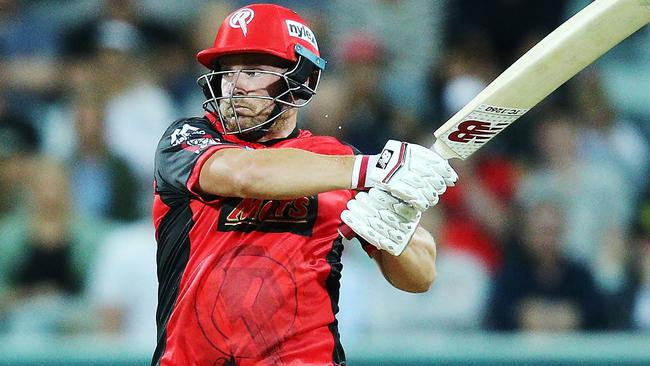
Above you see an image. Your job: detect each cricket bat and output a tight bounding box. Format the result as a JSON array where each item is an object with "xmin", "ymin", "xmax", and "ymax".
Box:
[{"xmin": 432, "ymin": 0, "xmax": 650, "ymax": 160}]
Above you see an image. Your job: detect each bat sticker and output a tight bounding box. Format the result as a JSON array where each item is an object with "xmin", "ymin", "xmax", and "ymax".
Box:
[{"xmin": 438, "ymin": 104, "xmax": 528, "ymax": 159}]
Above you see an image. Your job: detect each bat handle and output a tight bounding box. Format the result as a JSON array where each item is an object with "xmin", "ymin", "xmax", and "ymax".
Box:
[{"xmin": 430, "ymin": 139, "xmax": 459, "ymax": 160}]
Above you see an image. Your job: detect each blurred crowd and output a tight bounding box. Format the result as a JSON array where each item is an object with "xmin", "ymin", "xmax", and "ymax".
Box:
[{"xmin": 1, "ymin": 0, "xmax": 650, "ymax": 350}]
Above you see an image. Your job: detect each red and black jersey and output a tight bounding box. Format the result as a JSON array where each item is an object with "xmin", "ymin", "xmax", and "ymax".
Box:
[{"xmin": 151, "ymin": 116, "xmax": 356, "ymax": 366}]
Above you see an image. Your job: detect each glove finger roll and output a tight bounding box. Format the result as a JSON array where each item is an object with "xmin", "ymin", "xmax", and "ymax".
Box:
[{"xmin": 368, "ymin": 188, "xmax": 419, "ymax": 220}]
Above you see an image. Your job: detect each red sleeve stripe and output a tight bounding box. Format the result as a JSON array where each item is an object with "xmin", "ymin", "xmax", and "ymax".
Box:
[
  {"xmin": 351, "ymin": 155, "xmax": 369, "ymax": 189},
  {"xmin": 382, "ymin": 142, "xmax": 407, "ymax": 184}
]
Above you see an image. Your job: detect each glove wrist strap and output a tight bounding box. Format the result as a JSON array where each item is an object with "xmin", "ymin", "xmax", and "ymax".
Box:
[{"xmin": 351, "ymin": 154, "xmax": 379, "ymax": 189}]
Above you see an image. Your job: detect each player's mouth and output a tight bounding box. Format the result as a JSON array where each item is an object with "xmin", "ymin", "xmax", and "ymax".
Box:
[
  {"xmin": 233, "ymin": 105, "xmax": 251, "ymax": 112},
  {"xmin": 222, "ymin": 103, "xmax": 252, "ymax": 116},
  {"xmin": 233, "ymin": 106, "xmax": 256, "ymax": 117}
]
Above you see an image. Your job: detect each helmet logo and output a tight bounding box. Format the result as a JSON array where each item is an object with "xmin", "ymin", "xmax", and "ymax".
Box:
[
  {"xmin": 286, "ymin": 20, "xmax": 318, "ymax": 50},
  {"xmin": 229, "ymin": 8, "xmax": 255, "ymax": 37}
]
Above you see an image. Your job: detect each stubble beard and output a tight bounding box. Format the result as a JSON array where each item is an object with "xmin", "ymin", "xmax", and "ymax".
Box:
[{"xmin": 219, "ymin": 98, "xmax": 277, "ymax": 133}]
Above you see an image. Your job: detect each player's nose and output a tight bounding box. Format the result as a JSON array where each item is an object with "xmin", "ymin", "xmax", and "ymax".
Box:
[{"xmin": 223, "ymin": 71, "xmax": 253, "ymax": 96}]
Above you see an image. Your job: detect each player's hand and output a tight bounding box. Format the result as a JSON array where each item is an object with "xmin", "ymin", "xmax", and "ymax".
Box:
[
  {"xmin": 351, "ymin": 140, "xmax": 458, "ymax": 211},
  {"xmin": 340, "ymin": 188, "xmax": 421, "ymax": 256}
]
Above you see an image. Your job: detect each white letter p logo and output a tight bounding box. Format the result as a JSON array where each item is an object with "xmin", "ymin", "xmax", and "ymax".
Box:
[{"xmin": 229, "ymin": 8, "xmax": 255, "ymax": 37}]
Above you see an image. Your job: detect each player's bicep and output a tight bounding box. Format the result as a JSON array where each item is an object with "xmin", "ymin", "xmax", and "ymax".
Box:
[{"xmin": 197, "ymin": 147, "xmax": 248, "ymax": 197}]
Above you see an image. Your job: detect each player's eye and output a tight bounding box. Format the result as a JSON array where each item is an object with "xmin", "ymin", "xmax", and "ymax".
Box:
[
  {"xmin": 243, "ymin": 70, "xmax": 264, "ymax": 77},
  {"xmin": 221, "ymin": 72, "xmax": 237, "ymax": 82}
]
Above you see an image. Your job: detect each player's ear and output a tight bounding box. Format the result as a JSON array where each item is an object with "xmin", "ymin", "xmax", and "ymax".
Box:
[{"xmin": 297, "ymin": 71, "xmax": 320, "ymax": 101}]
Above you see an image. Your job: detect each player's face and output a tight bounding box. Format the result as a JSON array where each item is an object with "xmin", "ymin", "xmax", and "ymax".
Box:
[{"xmin": 218, "ymin": 54, "xmax": 289, "ymax": 132}]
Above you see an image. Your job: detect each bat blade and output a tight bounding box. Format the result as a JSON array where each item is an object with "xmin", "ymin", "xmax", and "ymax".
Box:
[{"xmin": 432, "ymin": 0, "xmax": 650, "ymax": 160}]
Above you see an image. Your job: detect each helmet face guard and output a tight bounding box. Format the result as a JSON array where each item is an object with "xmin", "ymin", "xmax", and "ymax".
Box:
[
  {"xmin": 197, "ymin": 44, "xmax": 325, "ymax": 136},
  {"xmin": 195, "ymin": 4, "xmax": 327, "ymax": 139}
]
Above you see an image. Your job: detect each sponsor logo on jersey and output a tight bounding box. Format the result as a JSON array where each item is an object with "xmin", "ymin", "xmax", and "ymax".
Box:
[
  {"xmin": 171, "ymin": 124, "xmax": 205, "ymax": 146},
  {"xmin": 286, "ymin": 20, "xmax": 318, "ymax": 50},
  {"xmin": 171, "ymin": 123, "xmax": 225, "ymax": 154},
  {"xmin": 181, "ymin": 137, "xmax": 223, "ymax": 154},
  {"xmin": 448, "ymin": 120, "xmax": 507, "ymax": 143},
  {"xmin": 229, "ymin": 8, "xmax": 255, "ymax": 37},
  {"xmin": 377, "ymin": 149, "xmax": 394, "ymax": 169},
  {"xmin": 218, "ymin": 196, "xmax": 318, "ymax": 236}
]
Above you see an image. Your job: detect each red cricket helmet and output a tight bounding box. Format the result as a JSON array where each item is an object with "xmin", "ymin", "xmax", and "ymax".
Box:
[
  {"xmin": 196, "ymin": 4, "xmax": 326, "ymax": 140},
  {"xmin": 197, "ymin": 4, "xmax": 325, "ymax": 70}
]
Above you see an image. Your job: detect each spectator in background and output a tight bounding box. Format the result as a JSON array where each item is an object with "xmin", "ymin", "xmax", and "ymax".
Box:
[
  {"xmin": 61, "ymin": 0, "xmax": 175, "ymax": 60},
  {"xmin": 338, "ymin": 209, "xmax": 491, "ymax": 335},
  {"xmin": 0, "ymin": 99, "xmax": 39, "ymax": 218},
  {"xmin": 632, "ymin": 192, "xmax": 650, "ymax": 330},
  {"xmin": 517, "ymin": 114, "xmax": 635, "ymax": 328},
  {"xmin": 572, "ymin": 71, "xmax": 650, "ymax": 201},
  {"xmin": 566, "ymin": 0, "xmax": 650, "ymax": 120},
  {"xmin": 0, "ymin": 158, "xmax": 109, "ymax": 336},
  {"xmin": 570, "ymin": 72, "xmax": 646, "ymax": 327},
  {"xmin": 487, "ymin": 199, "xmax": 605, "ymax": 331},
  {"xmin": 43, "ymin": 0, "xmax": 177, "ymax": 214},
  {"xmin": 0, "ymin": 87, "xmax": 40, "ymax": 332},
  {"xmin": 414, "ymin": 209, "xmax": 491, "ymax": 331},
  {"xmin": 90, "ymin": 13, "xmax": 176, "ymax": 184},
  {"xmin": 87, "ymin": 219, "xmax": 157, "ymax": 347},
  {"xmin": 318, "ymin": 32, "xmax": 424, "ymax": 154},
  {"xmin": 0, "ymin": 0, "xmax": 58, "ymax": 57},
  {"xmin": 632, "ymin": 239, "xmax": 650, "ymax": 331},
  {"xmin": 155, "ymin": 31, "xmax": 203, "ymax": 116},
  {"xmin": 434, "ymin": 32, "xmax": 498, "ymax": 122},
  {"xmin": 327, "ymin": 0, "xmax": 445, "ymax": 118},
  {"xmin": 68, "ymin": 95, "xmax": 140, "ymax": 222},
  {"xmin": 61, "ymin": 0, "xmax": 201, "ymax": 118},
  {"xmin": 446, "ymin": 0, "xmax": 568, "ymax": 69},
  {"xmin": 331, "ymin": 33, "xmax": 397, "ymax": 153},
  {"xmin": 438, "ymin": 155, "xmax": 517, "ymax": 273},
  {"xmin": 0, "ymin": 0, "xmax": 62, "ymax": 119},
  {"xmin": 633, "ymin": 242, "xmax": 650, "ymax": 330}
]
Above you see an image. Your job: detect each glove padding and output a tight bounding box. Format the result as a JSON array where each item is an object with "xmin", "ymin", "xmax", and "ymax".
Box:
[
  {"xmin": 351, "ymin": 140, "xmax": 458, "ymax": 211},
  {"xmin": 341, "ymin": 188, "xmax": 421, "ymax": 256}
]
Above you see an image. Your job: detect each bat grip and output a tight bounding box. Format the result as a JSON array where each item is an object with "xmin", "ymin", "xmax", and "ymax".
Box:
[{"xmin": 430, "ymin": 139, "xmax": 458, "ymax": 160}]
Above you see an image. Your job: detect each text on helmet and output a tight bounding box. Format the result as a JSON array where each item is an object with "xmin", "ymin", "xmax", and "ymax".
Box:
[{"xmin": 286, "ymin": 20, "xmax": 318, "ymax": 50}]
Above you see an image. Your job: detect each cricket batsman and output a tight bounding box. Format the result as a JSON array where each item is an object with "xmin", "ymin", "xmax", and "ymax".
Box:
[{"xmin": 151, "ymin": 3, "xmax": 457, "ymax": 365}]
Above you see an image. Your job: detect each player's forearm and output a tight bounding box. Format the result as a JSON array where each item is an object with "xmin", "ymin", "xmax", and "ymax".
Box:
[
  {"xmin": 373, "ymin": 227, "xmax": 437, "ymax": 293},
  {"xmin": 199, "ymin": 147, "xmax": 354, "ymax": 199}
]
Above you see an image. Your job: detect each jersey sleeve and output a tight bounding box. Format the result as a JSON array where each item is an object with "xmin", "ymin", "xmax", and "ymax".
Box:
[{"xmin": 154, "ymin": 117, "xmax": 242, "ymax": 203}]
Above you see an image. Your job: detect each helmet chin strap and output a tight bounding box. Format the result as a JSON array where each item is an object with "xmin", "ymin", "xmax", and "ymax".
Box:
[{"xmin": 235, "ymin": 102, "xmax": 286, "ymax": 142}]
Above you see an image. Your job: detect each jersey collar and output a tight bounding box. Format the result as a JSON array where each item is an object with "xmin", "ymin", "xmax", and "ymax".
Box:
[{"xmin": 204, "ymin": 112, "xmax": 301, "ymax": 148}]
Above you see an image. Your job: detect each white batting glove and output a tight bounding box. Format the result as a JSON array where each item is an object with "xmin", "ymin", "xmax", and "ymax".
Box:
[
  {"xmin": 350, "ymin": 140, "xmax": 458, "ymax": 211},
  {"xmin": 341, "ymin": 188, "xmax": 422, "ymax": 256}
]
